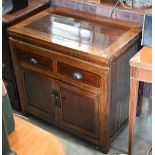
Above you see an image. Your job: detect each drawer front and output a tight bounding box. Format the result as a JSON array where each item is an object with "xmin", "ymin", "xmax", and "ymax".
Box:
[
  {"xmin": 57, "ymin": 62, "xmax": 100, "ymax": 87},
  {"xmin": 17, "ymin": 51, "xmax": 53, "ymax": 72}
]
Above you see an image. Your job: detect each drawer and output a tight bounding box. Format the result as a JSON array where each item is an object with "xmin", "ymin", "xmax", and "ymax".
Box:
[
  {"xmin": 57, "ymin": 62, "xmax": 100, "ymax": 87},
  {"xmin": 17, "ymin": 51, "xmax": 53, "ymax": 72}
]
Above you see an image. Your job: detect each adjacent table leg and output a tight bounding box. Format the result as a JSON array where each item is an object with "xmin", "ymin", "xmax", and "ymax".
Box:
[
  {"xmin": 128, "ymin": 78, "xmax": 139, "ymax": 155},
  {"xmin": 129, "ymin": 47, "xmax": 152, "ymax": 155}
]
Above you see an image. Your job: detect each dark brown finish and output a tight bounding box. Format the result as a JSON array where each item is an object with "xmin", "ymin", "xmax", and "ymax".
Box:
[
  {"xmin": 57, "ymin": 62, "xmax": 100, "ymax": 87},
  {"xmin": 25, "ymin": 13, "xmax": 129, "ymax": 51},
  {"xmin": 57, "ymin": 81, "xmax": 99, "ymax": 138},
  {"xmin": 110, "ymin": 43, "xmax": 141, "ymax": 137},
  {"xmin": 23, "ymin": 72, "xmax": 57, "ymax": 118},
  {"xmin": 100, "ymin": 0, "xmax": 117, "ymax": 4},
  {"xmin": 128, "ymin": 47, "xmax": 152, "ymax": 155},
  {"xmin": 17, "ymin": 50, "xmax": 53, "ymax": 72},
  {"xmin": 8, "ymin": 7, "xmax": 142, "ymax": 153},
  {"xmin": 2, "ymin": 0, "xmax": 50, "ymax": 111}
]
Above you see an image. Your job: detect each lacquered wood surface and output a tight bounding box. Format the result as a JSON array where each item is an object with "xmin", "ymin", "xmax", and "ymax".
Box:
[
  {"xmin": 26, "ymin": 13, "xmax": 128, "ymax": 50},
  {"xmin": 128, "ymin": 47, "xmax": 152, "ymax": 155},
  {"xmin": 130, "ymin": 47, "xmax": 152, "ymax": 82},
  {"xmin": 8, "ymin": 7, "xmax": 141, "ymax": 64},
  {"xmin": 130, "ymin": 47, "xmax": 152, "ymax": 69},
  {"xmin": 57, "ymin": 80, "xmax": 99, "ymax": 138},
  {"xmin": 9, "ymin": 116, "xmax": 65, "ymax": 155},
  {"xmin": 8, "ymin": 7, "xmax": 142, "ymax": 153},
  {"xmin": 17, "ymin": 50, "xmax": 53, "ymax": 72},
  {"xmin": 9, "ymin": 35, "xmax": 141, "ymax": 153},
  {"xmin": 57, "ymin": 62, "xmax": 100, "ymax": 87},
  {"xmin": 24, "ymin": 72, "xmax": 57, "ymax": 117}
]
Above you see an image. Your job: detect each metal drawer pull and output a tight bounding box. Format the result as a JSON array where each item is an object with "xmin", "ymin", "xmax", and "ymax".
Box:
[
  {"xmin": 73, "ymin": 71, "xmax": 83, "ymax": 80},
  {"xmin": 30, "ymin": 58, "xmax": 38, "ymax": 64}
]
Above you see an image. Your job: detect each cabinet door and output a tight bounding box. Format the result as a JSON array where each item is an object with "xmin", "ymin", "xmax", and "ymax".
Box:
[
  {"xmin": 23, "ymin": 71, "xmax": 57, "ymax": 120},
  {"xmin": 57, "ymin": 81, "xmax": 99, "ymax": 138}
]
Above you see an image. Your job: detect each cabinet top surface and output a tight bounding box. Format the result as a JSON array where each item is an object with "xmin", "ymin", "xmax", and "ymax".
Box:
[{"xmin": 8, "ymin": 7, "xmax": 141, "ymax": 64}]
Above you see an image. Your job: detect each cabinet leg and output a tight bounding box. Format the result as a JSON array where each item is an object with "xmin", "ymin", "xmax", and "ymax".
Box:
[
  {"xmin": 100, "ymin": 138, "xmax": 110, "ymax": 154},
  {"xmin": 128, "ymin": 79, "xmax": 138, "ymax": 155},
  {"xmin": 100, "ymin": 145, "xmax": 109, "ymax": 154},
  {"xmin": 101, "ymin": 148, "xmax": 109, "ymax": 154}
]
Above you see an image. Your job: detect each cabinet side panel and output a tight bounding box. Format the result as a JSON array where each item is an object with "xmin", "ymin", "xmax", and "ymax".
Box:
[{"xmin": 110, "ymin": 41, "xmax": 141, "ymax": 138}]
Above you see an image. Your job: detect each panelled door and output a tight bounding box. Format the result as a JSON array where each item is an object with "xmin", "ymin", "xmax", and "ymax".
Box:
[
  {"xmin": 56, "ymin": 81, "xmax": 100, "ymax": 139},
  {"xmin": 22, "ymin": 71, "xmax": 58, "ymax": 121}
]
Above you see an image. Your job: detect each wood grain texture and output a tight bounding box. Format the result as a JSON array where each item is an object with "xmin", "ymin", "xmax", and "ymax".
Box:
[
  {"xmin": 57, "ymin": 80, "xmax": 99, "ymax": 138},
  {"xmin": 128, "ymin": 78, "xmax": 139, "ymax": 155},
  {"xmin": 9, "ymin": 116, "xmax": 65, "ymax": 155},
  {"xmin": 57, "ymin": 62, "xmax": 100, "ymax": 87},
  {"xmin": 130, "ymin": 47, "xmax": 152, "ymax": 70},
  {"xmin": 17, "ymin": 50, "xmax": 53, "ymax": 72},
  {"xmin": 8, "ymin": 7, "xmax": 141, "ymax": 66},
  {"xmin": 109, "ymin": 41, "xmax": 141, "ymax": 138},
  {"xmin": 128, "ymin": 47, "xmax": 152, "ymax": 155},
  {"xmin": 8, "ymin": 7, "xmax": 142, "ymax": 154},
  {"xmin": 23, "ymin": 72, "xmax": 57, "ymax": 118},
  {"xmin": 130, "ymin": 47, "xmax": 152, "ymax": 83}
]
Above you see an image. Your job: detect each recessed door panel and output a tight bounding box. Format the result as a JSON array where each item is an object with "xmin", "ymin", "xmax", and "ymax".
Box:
[
  {"xmin": 23, "ymin": 72, "xmax": 57, "ymax": 118},
  {"xmin": 57, "ymin": 81, "xmax": 99, "ymax": 138}
]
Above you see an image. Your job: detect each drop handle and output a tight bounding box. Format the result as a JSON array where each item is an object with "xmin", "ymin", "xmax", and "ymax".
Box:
[
  {"xmin": 30, "ymin": 58, "xmax": 38, "ymax": 64},
  {"xmin": 72, "ymin": 71, "xmax": 83, "ymax": 80},
  {"xmin": 51, "ymin": 90, "xmax": 61, "ymax": 108},
  {"xmin": 55, "ymin": 96, "xmax": 59, "ymax": 99}
]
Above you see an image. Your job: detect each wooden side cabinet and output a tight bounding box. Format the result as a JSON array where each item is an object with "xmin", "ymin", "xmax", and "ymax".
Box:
[{"xmin": 8, "ymin": 7, "xmax": 142, "ymax": 153}]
